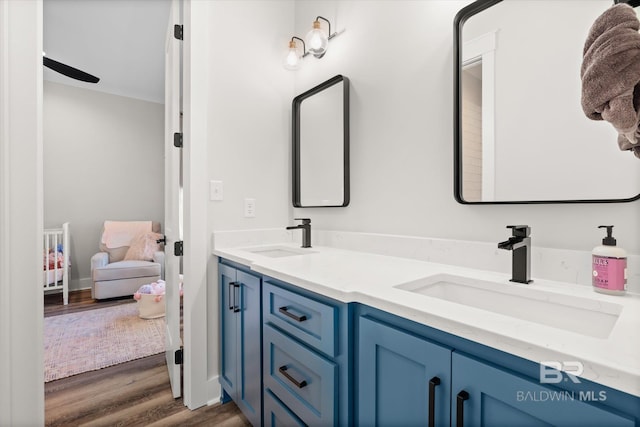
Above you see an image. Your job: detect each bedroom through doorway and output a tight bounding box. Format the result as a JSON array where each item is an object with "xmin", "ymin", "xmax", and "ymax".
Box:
[{"xmin": 42, "ymin": 0, "xmax": 174, "ymax": 406}]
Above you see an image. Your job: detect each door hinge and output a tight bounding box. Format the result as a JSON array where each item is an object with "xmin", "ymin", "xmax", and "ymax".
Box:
[
  {"xmin": 173, "ymin": 132, "xmax": 183, "ymax": 148},
  {"xmin": 175, "ymin": 348, "xmax": 183, "ymax": 365},
  {"xmin": 174, "ymin": 24, "xmax": 183, "ymax": 40},
  {"xmin": 174, "ymin": 241, "xmax": 184, "ymax": 257}
]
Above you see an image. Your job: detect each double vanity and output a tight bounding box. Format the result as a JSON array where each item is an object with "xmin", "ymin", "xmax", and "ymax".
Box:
[
  {"xmin": 210, "ymin": 0, "xmax": 640, "ymax": 424},
  {"xmin": 214, "ymin": 240, "xmax": 640, "ymax": 426}
]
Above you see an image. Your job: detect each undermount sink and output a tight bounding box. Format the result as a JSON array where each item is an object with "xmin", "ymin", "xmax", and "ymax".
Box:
[
  {"xmin": 241, "ymin": 245, "xmax": 316, "ymax": 258},
  {"xmin": 395, "ymin": 274, "xmax": 623, "ymax": 339}
]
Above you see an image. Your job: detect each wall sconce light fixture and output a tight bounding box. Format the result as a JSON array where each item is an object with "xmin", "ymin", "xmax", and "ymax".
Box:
[
  {"xmin": 283, "ymin": 36, "xmax": 308, "ymax": 71},
  {"xmin": 284, "ymin": 15, "xmax": 342, "ymax": 71},
  {"xmin": 306, "ymin": 16, "xmax": 338, "ymax": 58}
]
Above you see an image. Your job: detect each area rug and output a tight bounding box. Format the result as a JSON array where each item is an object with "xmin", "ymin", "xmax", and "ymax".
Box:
[{"xmin": 44, "ymin": 303, "xmax": 165, "ymax": 382}]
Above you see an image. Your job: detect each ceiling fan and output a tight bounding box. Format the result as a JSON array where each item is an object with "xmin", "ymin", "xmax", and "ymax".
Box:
[{"xmin": 43, "ymin": 55, "xmax": 100, "ymax": 84}]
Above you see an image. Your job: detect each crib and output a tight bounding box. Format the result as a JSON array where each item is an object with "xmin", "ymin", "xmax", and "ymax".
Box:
[{"xmin": 43, "ymin": 222, "xmax": 70, "ymax": 305}]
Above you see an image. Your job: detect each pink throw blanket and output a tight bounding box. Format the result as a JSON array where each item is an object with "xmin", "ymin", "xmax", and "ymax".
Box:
[{"xmin": 101, "ymin": 221, "xmax": 152, "ymax": 248}]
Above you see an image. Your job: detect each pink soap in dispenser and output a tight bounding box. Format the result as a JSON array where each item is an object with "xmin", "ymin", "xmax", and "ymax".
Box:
[{"xmin": 592, "ymin": 225, "xmax": 627, "ymax": 295}]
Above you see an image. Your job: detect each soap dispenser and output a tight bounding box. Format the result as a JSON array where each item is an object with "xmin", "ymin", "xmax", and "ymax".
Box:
[{"xmin": 592, "ymin": 225, "xmax": 627, "ymax": 295}]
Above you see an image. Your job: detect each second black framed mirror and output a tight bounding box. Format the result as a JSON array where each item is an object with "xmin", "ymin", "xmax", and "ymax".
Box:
[{"xmin": 454, "ymin": 0, "xmax": 640, "ymax": 204}]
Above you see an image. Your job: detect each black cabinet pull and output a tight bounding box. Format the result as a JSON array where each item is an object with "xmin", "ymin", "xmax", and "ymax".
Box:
[
  {"xmin": 456, "ymin": 390, "xmax": 470, "ymax": 427},
  {"xmin": 428, "ymin": 376, "xmax": 441, "ymax": 427},
  {"xmin": 228, "ymin": 282, "xmax": 236, "ymax": 311},
  {"xmin": 278, "ymin": 365, "xmax": 307, "ymax": 389},
  {"xmin": 278, "ymin": 306, "xmax": 307, "ymax": 322},
  {"xmin": 233, "ymin": 283, "xmax": 240, "ymax": 313}
]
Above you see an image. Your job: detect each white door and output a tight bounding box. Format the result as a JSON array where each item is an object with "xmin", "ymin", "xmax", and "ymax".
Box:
[{"xmin": 164, "ymin": 0, "xmax": 182, "ymax": 399}]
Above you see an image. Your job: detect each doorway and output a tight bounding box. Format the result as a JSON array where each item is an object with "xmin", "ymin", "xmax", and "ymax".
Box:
[
  {"xmin": 42, "ymin": 0, "xmax": 172, "ymax": 412},
  {"xmin": 1, "ymin": 0, "xmax": 211, "ymax": 422}
]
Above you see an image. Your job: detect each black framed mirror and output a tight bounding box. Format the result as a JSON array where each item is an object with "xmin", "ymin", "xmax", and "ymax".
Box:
[
  {"xmin": 293, "ymin": 74, "xmax": 350, "ymax": 208},
  {"xmin": 615, "ymin": 0, "xmax": 640, "ymax": 7},
  {"xmin": 454, "ymin": 0, "xmax": 640, "ymax": 204}
]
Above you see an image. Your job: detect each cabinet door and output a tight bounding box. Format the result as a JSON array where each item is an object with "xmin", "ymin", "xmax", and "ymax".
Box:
[
  {"xmin": 452, "ymin": 352, "xmax": 635, "ymax": 427},
  {"xmin": 219, "ymin": 263, "xmax": 239, "ymax": 400},
  {"xmin": 237, "ymin": 270, "xmax": 262, "ymax": 427},
  {"xmin": 358, "ymin": 316, "xmax": 452, "ymax": 427}
]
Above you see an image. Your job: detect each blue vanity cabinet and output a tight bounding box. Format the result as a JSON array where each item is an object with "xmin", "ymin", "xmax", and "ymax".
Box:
[
  {"xmin": 215, "ymin": 255, "xmax": 640, "ymax": 427},
  {"xmin": 357, "ymin": 316, "xmax": 452, "ymax": 427},
  {"xmin": 219, "ymin": 262, "xmax": 262, "ymax": 427},
  {"xmin": 451, "ymin": 352, "xmax": 635, "ymax": 427},
  {"xmin": 262, "ymin": 280, "xmax": 351, "ymax": 427},
  {"xmin": 356, "ymin": 305, "xmax": 640, "ymax": 427}
]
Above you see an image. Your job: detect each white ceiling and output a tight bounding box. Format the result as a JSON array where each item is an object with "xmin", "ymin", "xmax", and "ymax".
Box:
[{"xmin": 44, "ymin": 0, "xmax": 172, "ymax": 104}]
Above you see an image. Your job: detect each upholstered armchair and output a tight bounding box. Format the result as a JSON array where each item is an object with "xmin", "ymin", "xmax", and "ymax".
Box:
[{"xmin": 91, "ymin": 221, "xmax": 165, "ymax": 300}]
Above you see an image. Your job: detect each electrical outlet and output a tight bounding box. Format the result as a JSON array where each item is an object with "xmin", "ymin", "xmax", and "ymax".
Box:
[
  {"xmin": 210, "ymin": 180, "xmax": 223, "ymax": 201},
  {"xmin": 244, "ymin": 198, "xmax": 256, "ymax": 218}
]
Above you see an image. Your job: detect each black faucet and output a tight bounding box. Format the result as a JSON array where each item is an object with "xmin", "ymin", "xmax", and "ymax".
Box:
[
  {"xmin": 498, "ymin": 225, "xmax": 532, "ymax": 284},
  {"xmin": 286, "ymin": 218, "xmax": 311, "ymax": 248}
]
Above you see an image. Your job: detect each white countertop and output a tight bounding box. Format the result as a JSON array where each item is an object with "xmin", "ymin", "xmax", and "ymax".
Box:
[{"xmin": 213, "ymin": 243, "xmax": 640, "ymax": 397}]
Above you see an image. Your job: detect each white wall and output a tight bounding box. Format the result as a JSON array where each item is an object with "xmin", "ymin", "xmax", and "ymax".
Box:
[
  {"xmin": 44, "ymin": 81, "xmax": 164, "ymax": 290},
  {"xmin": 289, "ymin": 0, "xmax": 639, "ymax": 253},
  {"xmin": 206, "ymin": 1, "xmax": 293, "ymax": 234}
]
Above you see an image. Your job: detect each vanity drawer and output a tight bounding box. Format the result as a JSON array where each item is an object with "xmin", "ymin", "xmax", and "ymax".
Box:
[
  {"xmin": 263, "ymin": 281, "xmax": 337, "ymax": 356},
  {"xmin": 264, "ymin": 389, "xmax": 305, "ymax": 427},
  {"xmin": 263, "ymin": 324, "xmax": 337, "ymax": 426}
]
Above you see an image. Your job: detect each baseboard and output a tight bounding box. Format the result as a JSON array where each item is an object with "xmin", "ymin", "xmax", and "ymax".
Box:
[
  {"xmin": 70, "ymin": 277, "xmax": 92, "ymax": 291},
  {"xmin": 206, "ymin": 397, "xmax": 221, "ymax": 406},
  {"xmin": 206, "ymin": 376, "xmax": 221, "ymax": 407}
]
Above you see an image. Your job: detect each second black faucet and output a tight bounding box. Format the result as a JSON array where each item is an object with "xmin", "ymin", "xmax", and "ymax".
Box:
[
  {"xmin": 287, "ymin": 218, "xmax": 312, "ymax": 248},
  {"xmin": 498, "ymin": 225, "xmax": 532, "ymax": 284}
]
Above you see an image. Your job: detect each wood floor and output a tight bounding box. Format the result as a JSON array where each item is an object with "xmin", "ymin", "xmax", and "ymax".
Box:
[{"xmin": 44, "ymin": 290, "xmax": 250, "ymax": 427}]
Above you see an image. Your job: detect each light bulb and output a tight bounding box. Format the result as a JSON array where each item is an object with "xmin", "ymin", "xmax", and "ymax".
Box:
[
  {"xmin": 283, "ymin": 40, "xmax": 301, "ymax": 71},
  {"xmin": 306, "ymin": 20, "xmax": 328, "ymax": 58}
]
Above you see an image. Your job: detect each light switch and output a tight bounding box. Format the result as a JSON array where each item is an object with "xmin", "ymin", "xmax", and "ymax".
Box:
[
  {"xmin": 244, "ymin": 198, "xmax": 256, "ymax": 218},
  {"xmin": 210, "ymin": 180, "xmax": 223, "ymax": 201}
]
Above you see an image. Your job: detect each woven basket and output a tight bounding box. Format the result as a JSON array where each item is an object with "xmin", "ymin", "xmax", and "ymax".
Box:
[{"xmin": 136, "ymin": 294, "xmax": 165, "ymax": 319}]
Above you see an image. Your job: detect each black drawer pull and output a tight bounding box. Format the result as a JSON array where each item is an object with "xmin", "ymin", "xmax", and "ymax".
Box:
[
  {"xmin": 278, "ymin": 306, "xmax": 307, "ymax": 322},
  {"xmin": 278, "ymin": 365, "xmax": 307, "ymax": 389},
  {"xmin": 456, "ymin": 390, "xmax": 469, "ymax": 427},
  {"xmin": 428, "ymin": 376, "xmax": 441, "ymax": 427}
]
